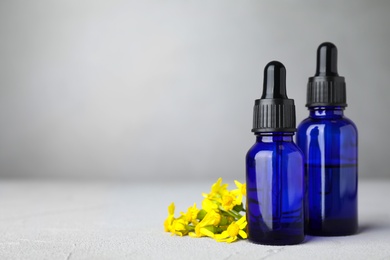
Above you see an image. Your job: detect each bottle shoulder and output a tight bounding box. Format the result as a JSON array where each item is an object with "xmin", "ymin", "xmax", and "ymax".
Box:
[
  {"xmin": 297, "ymin": 115, "xmax": 358, "ymax": 142},
  {"xmin": 297, "ymin": 115, "xmax": 358, "ymax": 132},
  {"xmin": 246, "ymin": 140, "xmax": 303, "ymax": 159}
]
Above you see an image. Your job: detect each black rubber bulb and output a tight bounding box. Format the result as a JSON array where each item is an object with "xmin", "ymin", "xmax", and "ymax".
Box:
[
  {"xmin": 315, "ymin": 42, "xmax": 339, "ymax": 77},
  {"xmin": 261, "ymin": 61, "xmax": 287, "ymax": 99}
]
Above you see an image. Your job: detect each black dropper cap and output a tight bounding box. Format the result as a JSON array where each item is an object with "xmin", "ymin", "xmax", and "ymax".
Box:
[
  {"xmin": 252, "ymin": 61, "xmax": 296, "ymax": 133},
  {"xmin": 306, "ymin": 42, "xmax": 347, "ymax": 107}
]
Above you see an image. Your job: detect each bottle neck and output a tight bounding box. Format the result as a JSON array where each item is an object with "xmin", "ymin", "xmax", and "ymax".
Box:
[
  {"xmin": 255, "ymin": 132, "xmax": 294, "ymax": 143},
  {"xmin": 309, "ymin": 106, "xmax": 344, "ymax": 119}
]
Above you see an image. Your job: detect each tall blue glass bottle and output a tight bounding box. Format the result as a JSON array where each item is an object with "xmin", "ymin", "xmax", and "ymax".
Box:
[
  {"xmin": 246, "ymin": 61, "xmax": 305, "ymax": 245},
  {"xmin": 297, "ymin": 42, "xmax": 358, "ymax": 236}
]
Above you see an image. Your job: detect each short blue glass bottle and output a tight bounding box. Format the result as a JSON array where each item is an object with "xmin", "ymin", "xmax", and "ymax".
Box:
[
  {"xmin": 246, "ymin": 61, "xmax": 305, "ymax": 245},
  {"xmin": 296, "ymin": 42, "xmax": 358, "ymax": 236}
]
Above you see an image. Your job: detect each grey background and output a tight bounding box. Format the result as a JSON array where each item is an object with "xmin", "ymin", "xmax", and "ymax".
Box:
[{"xmin": 0, "ymin": 0, "xmax": 389, "ymax": 181}]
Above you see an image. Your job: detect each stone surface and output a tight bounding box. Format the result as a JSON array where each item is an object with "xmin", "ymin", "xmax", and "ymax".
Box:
[{"xmin": 0, "ymin": 179, "xmax": 389, "ymax": 259}]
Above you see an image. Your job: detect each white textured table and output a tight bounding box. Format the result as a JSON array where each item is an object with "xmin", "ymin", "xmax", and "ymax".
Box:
[{"xmin": 0, "ymin": 179, "xmax": 389, "ymax": 259}]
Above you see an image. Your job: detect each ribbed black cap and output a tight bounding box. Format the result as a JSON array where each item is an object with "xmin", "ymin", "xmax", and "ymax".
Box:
[
  {"xmin": 307, "ymin": 42, "xmax": 347, "ymax": 107},
  {"xmin": 252, "ymin": 61, "xmax": 296, "ymax": 133}
]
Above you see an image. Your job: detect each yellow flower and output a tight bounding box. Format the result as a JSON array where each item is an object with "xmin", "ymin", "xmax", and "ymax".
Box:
[
  {"xmin": 164, "ymin": 202, "xmax": 175, "ymax": 232},
  {"xmin": 163, "ymin": 179, "xmax": 248, "ymax": 243},
  {"xmin": 168, "ymin": 202, "xmax": 175, "ymax": 215},
  {"xmin": 201, "ymin": 210, "xmax": 221, "ymax": 226},
  {"xmin": 189, "ymin": 225, "xmax": 216, "ymax": 238},
  {"xmin": 234, "ymin": 180, "xmax": 246, "ymax": 197},
  {"xmin": 211, "ymin": 178, "xmax": 228, "ymax": 195},
  {"xmin": 231, "ymin": 180, "xmax": 246, "ymax": 206},
  {"xmin": 171, "ymin": 217, "xmax": 189, "ymax": 236},
  {"xmin": 221, "ymin": 191, "xmax": 239, "ymax": 211},
  {"xmin": 189, "ymin": 210, "xmax": 221, "ymax": 238},
  {"xmin": 214, "ymin": 215, "xmax": 247, "ymax": 243},
  {"xmin": 202, "ymin": 198, "xmax": 219, "ymax": 212},
  {"xmin": 181, "ymin": 203, "xmax": 200, "ymax": 225},
  {"xmin": 202, "ymin": 178, "xmax": 228, "ymax": 201}
]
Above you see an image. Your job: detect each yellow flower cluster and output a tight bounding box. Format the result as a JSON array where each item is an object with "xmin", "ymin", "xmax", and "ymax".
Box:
[{"xmin": 164, "ymin": 178, "xmax": 247, "ymax": 243}]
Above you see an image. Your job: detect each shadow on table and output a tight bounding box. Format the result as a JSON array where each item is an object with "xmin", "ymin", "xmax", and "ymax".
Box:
[
  {"xmin": 357, "ymin": 222, "xmax": 390, "ymax": 234},
  {"xmin": 304, "ymin": 221, "xmax": 390, "ymax": 242}
]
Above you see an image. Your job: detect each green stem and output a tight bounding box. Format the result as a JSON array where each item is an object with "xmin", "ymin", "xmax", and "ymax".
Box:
[
  {"xmin": 218, "ymin": 206, "xmax": 243, "ymax": 219},
  {"xmin": 230, "ymin": 209, "xmax": 243, "ymax": 219}
]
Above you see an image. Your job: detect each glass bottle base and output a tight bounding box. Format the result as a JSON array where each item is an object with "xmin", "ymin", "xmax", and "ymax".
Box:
[
  {"xmin": 248, "ymin": 232, "xmax": 304, "ymax": 245},
  {"xmin": 248, "ymin": 236, "xmax": 304, "ymax": 246},
  {"xmin": 306, "ymin": 218, "xmax": 358, "ymax": 236}
]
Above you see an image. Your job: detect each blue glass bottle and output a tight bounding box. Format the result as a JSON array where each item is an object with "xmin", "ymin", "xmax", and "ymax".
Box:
[
  {"xmin": 246, "ymin": 61, "xmax": 305, "ymax": 245},
  {"xmin": 297, "ymin": 43, "xmax": 358, "ymax": 236}
]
